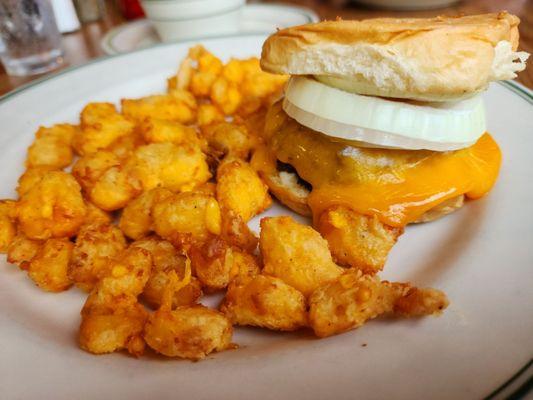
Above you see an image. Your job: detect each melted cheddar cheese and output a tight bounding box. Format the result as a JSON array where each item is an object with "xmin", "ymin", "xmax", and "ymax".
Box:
[{"xmin": 258, "ymin": 102, "xmax": 502, "ymax": 228}]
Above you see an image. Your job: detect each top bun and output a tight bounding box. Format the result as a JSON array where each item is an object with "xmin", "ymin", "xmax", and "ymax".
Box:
[{"xmin": 261, "ymin": 12, "xmax": 527, "ymax": 101}]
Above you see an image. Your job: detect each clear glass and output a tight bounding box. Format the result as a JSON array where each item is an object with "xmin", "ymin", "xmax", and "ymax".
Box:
[{"xmin": 0, "ymin": 0, "xmax": 63, "ymax": 76}]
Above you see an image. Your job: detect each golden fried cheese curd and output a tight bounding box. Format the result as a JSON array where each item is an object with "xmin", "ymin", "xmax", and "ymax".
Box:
[
  {"xmin": 73, "ymin": 102, "xmax": 135, "ymax": 156},
  {"xmin": 317, "ymin": 206, "xmax": 403, "ymax": 274},
  {"xmin": 125, "ymin": 142, "xmax": 210, "ymax": 193},
  {"xmin": 7, "ymin": 233, "xmax": 42, "ymax": 270},
  {"xmin": 16, "ymin": 171, "xmax": 87, "ymax": 240},
  {"xmin": 131, "ymin": 237, "xmax": 202, "ymax": 309},
  {"xmin": 70, "ymin": 222, "xmax": 127, "ymax": 292},
  {"xmin": 221, "ymin": 274, "xmax": 307, "ymax": 331},
  {"xmin": 27, "ymin": 238, "xmax": 73, "ymax": 292},
  {"xmin": 189, "ymin": 237, "xmax": 260, "ymax": 292},
  {"xmin": 89, "ymin": 166, "xmax": 142, "ymax": 211},
  {"xmin": 216, "ymin": 158, "xmax": 272, "ymax": 222},
  {"xmin": 121, "ymin": 92, "xmax": 196, "ymax": 124},
  {"xmin": 309, "ymin": 270, "xmax": 449, "ymax": 337},
  {"xmin": 260, "ymin": 216, "xmax": 343, "ymax": 296},
  {"xmin": 152, "ymin": 191, "xmax": 221, "ymax": 249},
  {"xmin": 119, "ymin": 188, "xmax": 173, "ymax": 240},
  {"xmin": 26, "ymin": 124, "xmax": 77, "ymax": 169},
  {"xmin": 71, "ymin": 150, "xmax": 121, "ymax": 193}
]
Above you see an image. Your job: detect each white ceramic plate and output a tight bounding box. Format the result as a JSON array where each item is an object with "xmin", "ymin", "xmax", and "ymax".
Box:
[
  {"xmin": 0, "ymin": 34, "xmax": 532, "ymax": 400},
  {"xmin": 101, "ymin": 4, "xmax": 319, "ymax": 55}
]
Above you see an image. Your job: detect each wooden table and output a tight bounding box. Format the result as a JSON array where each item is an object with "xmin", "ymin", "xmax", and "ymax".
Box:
[{"xmin": 1, "ymin": 0, "xmax": 531, "ymax": 96}]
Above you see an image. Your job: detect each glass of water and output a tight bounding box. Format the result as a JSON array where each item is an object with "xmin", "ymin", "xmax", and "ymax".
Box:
[{"xmin": 0, "ymin": 0, "xmax": 63, "ymax": 76}]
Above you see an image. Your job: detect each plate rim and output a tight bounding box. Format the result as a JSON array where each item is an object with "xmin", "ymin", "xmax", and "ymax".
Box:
[
  {"xmin": 100, "ymin": 3, "xmax": 319, "ymax": 55},
  {"xmin": 0, "ymin": 33, "xmax": 531, "ymax": 399}
]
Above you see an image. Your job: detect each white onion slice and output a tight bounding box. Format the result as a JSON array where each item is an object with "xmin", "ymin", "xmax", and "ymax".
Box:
[{"xmin": 283, "ymin": 76, "xmax": 486, "ymax": 151}]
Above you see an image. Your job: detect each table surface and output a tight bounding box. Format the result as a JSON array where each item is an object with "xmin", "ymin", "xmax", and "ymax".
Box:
[{"xmin": 0, "ymin": 0, "xmax": 531, "ymax": 96}]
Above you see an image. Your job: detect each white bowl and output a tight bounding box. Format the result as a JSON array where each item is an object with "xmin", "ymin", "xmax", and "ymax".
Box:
[{"xmin": 141, "ymin": 0, "xmax": 245, "ymax": 42}]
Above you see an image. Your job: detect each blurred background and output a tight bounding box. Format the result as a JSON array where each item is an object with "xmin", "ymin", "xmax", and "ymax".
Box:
[{"xmin": 0, "ymin": 0, "xmax": 531, "ymax": 95}]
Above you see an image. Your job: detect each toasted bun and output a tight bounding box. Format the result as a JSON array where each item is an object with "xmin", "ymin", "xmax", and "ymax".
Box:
[
  {"xmin": 261, "ymin": 12, "xmax": 527, "ymax": 101},
  {"xmin": 261, "ymin": 159, "xmax": 464, "ymax": 224}
]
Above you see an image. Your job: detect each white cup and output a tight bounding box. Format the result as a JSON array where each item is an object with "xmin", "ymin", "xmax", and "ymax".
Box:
[{"xmin": 141, "ymin": 0, "xmax": 246, "ymax": 42}]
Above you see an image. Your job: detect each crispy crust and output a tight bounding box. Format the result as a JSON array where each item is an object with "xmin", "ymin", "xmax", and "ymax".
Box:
[{"xmin": 261, "ymin": 12, "xmax": 522, "ymax": 101}]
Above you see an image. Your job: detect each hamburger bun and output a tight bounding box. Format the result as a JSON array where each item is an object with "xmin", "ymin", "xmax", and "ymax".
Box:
[{"xmin": 261, "ymin": 12, "xmax": 525, "ymax": 101}]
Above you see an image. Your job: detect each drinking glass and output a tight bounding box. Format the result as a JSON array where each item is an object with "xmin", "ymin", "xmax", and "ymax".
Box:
[{"xmin": 0, "ymin": 0, "xmax": 63, "ymax": 76}]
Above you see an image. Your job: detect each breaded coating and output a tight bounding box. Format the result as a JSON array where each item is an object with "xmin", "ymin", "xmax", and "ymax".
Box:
[
  {"xmin": 220, "ymin": 209, "xmax": 259, "ymax": 253},
  {"xmin": 105, "ymin": 131, "xmax": 145, "ymax": 160},
  {"xmin": 79, "ymin": 292, "xmax": 147, "ymax": 356},
  {"xmin": 89, "ymin": 166, "xmax": 142, "ymax": 211},
  {"xmin": 73, "ymin": 102, "xmax": 134, "ymax": 156},
  {"xmin": 26, "ymin": 124, "xmax": 77, "ymax": 169},
  {"xmin": 308, "ymin": 270, "xmax": 449, "ymax": 337},
  {"xmin": 71, "ymin": 150, "xmax": 121, "ymax": 193},
  {"xmin": 216, "ymin": 159, "xmax": 272, "ymax": 222},
  {"xmin": 260, "ymin": 216, "xmax": 343, "ymax": 296},
  {"xmin": 201, "ymin": 121, "xmax": 256, "ymax": 160},
  {"xmin": 0, "ymin": 200, "xmax": 16, "ymax": 253},
  {"xmin": 119, "ymin": 188, "xmax": 173, "ymax": 240},
  {"xmin": 210, "ymin": 76, "xmax": 243, "ymax": 115},
  {"xmin": 189, "ymin": 237, "xmax": 260, "ymax": 292},
  {"xmin": 138, "ymin": 117, "xmax": 200, "ymax": 146},
  {"xmin": 16, "ymin": 166, "xmax": 57, "ymax": 197},
  {"xmin": 197, "ymin": 104, "xmax": 224, "ymax": 127},
  {"xmin": 145, "ymin": 304, "xmax": 233, "ymax": 360},
  {"xmin": 152, "ymin": 192, "xmax": 221, "ymax": 249},
  {"xmin": 125, "ymin": 142, "xmax": 210, "ymax": 192},
  {"xmin": 121, "ymin": 92, "xmax": 196, "ymax": 124},
  {"xmin": 70, "ymin": 222, "xmax": 127, "ymax": 292},
  {"xmin": 145, "ymin": 270, "xmax": 233, "ymax": 361},
  {"xmin": 96, "ymin": 246, "xmax": 153, "ymax": 297},
  {"xmin": 389, "ymin": 284, "xmax": 449, "ymax": 317},
  {"xmin": 84, "ymin": 202, "xmax": 113, "ymax": 225},
  {"xmin": 189, "ymin": 50, "xmax": 223, "ymax": 97},
  {"xmin": 220, "ymin": 274, "xmax": 307, "ymax": 331},
  {"xmin": 27, "ymin": 238, "xmax": 73, "ymax": 292},
  {"xmin": 7, "ymin": 234, "xmax": 42, "ymax": 270},
  {"xmin": 132, "ymin": 237, "xmax": 202, "ymax": 309},
  {"xmin": 16, "ymin": 171, "xmax": 87, "ymax": 240},
  {"xmin": 79, "ymin": 246, "xmax": 152, "ymax": 356},
  {"xmin": 317, "ymin": 206, "xmax": 403, "ymax": 274}
]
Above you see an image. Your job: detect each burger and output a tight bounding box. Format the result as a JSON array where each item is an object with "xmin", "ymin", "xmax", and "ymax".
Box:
[{"xmin": 252, "ymin": 12, "xmax": 529, "ymax": 273}]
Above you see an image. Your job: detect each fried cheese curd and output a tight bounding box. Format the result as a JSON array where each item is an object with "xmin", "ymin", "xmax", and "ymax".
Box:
[
  {"xmin": 73, "ymin": 102, "xmax": 135, "ymax": 156},
  {"xmin": 152, "ymin": 191, "xmax": 221, "ymax": 249},
  {"xmin": 144, "ymin": 270, "xmax": 233, "ymax": 360},
  {"xmin": 79, "ymin": 247, "xmax": 152, "ymax": 356},
  {"xmin": 216, "ymin": 158, "xmax": 272, "ymax": 222},
  {"xmin": 27, "ymin": 238, "xmax": 73, "ymax": 292},
  {"xmin": 221, "ymin": 274, "xmax": 307, "ymax": 331},
  {"xmin": 121, "ymin": 91, "xmax": 197, "ymax": 124},
  {"xmin": 0, "ymin": 200, "xmax": 16, "ymax": 253},
  {"xmin": 309, "ymin": 270, "xmax": 449, "ymax": 337},
  {"xmin": 189, "ymin": 236, "xmax": 260, "ymax": 292},
  {"xmin": 125, "ymin": 142, "xmax": 210, "ymax": 193},
  {"xmin": 26, "ymin": 124, "xmax": 77, "ymax": 169},
  {"xmin": 16, "ymin": 171, "xmax": 87, "ymax": 240},
  {"xmin": 70, "ymin": 222, "xmax": 127, "ymax": 292},
  {"xmin": 201, "ymin": 122, "xmax": 257, "ymax": 160},
  {"xmin": 260, "ymin": 216, "xmax": 344, "ymax": 297},
  {"xmin": 7, "ymin": 233, "xmax": 42, "ymax": 270},
  {"xmin": 119, "ymin": 188, "xmax": 173, "ymax": 240},
  {"xmin": 317, "ymin": 206, "xmax": 403, "ymax": 274},
  {"xmin": 131, "ymin": 237, "xmax": 202, "ymax": 309}
]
